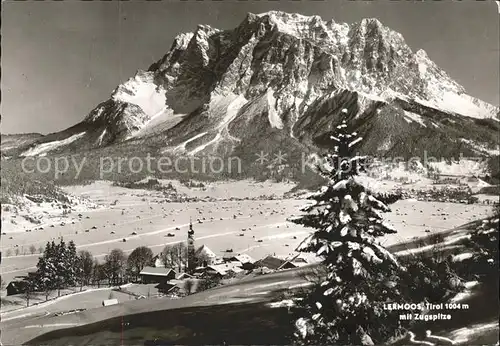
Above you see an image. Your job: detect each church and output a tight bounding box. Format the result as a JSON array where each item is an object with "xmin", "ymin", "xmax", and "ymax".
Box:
[{"xmin": 152, "ymin": 220, "xmax": 219, "ymax": 271}]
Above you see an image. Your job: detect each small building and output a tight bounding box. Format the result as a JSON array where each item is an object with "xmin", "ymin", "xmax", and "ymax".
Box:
[
  {"xmin": 6, "ymin": 273, "xmax": 37, "ymax": 296},
  {"xmin": 6, "ymin": 280, "xmax": 28, "ymax": 296},
  {"xmin": 175, "ymin": 272, "xmax": 194, "ymax": 280},
  {"xmin": 239, "ymin": 262, "xmax": 256, "ymax": 271},
  {"xmin": 102, "ymin": 299, "xmax": 118, "ymax": 307},
  {"xmin": 155, "ymin": 282, "xmax": 181, "ymax": 295},
  {"xmin": 139, "ymin": 266, "xmax": 176, "ymax": 284},
  {"xmin": 200, "ymin": 266, "xmax": 226, "ymax": 278},
  {"xmin": 222, "ymin": 254, "xmax": 256, "ymax": 270},
  {"xmin": 253, "ymin": 267, "xmax": 275, "ymax": 275},
  {"xmin": 223, "ymin": 254, "xmax": 255, "ymax": 265},
  {"xmin": 195, "ymin": 245, "xmax": 218, "ymax": 266},
  {"xmin": 278, "ymin": 253, "xmax": 323, "ymax": 270},
  {"xmin": 278, "ymin": 261, "xmax": 299, "ymax": 270},
  {"xmin": 254, "ymin": 256, "xmax": 287, "ymax": 270},
  {"xmin": 199, "ymin": 262, "xmax": 245, "ymax": 278}
]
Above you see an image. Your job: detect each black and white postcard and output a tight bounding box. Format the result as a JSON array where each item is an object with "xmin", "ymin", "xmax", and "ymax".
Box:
[{"xmin": 1, "ymin": 1, "xmax": 499, "ymax": 345}]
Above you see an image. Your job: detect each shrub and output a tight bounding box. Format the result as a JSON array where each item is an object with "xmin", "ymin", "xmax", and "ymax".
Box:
[
  {"xmin": 398, "ymin": 253, "xmax": 463, "ymax": 303},
  {"xmin": 462, "ymin": 216, "xmax": 499, "ymax": 284}
]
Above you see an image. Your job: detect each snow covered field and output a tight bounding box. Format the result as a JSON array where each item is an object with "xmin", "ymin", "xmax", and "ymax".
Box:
[
  {"xmin": 1, "ymin": 181, "xmax": 494, "ymax": 285},
  {"xmin": 0, "ymin": 179, "xmax": 496, "ymax": 346},
  {"xmin": 1, "ymin": 196, "xmax": 99, "ymax": 233}
]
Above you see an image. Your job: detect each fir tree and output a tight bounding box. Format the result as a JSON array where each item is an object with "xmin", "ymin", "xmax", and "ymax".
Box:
[
  {"xmin": 66, "ymin": 240, "xmax": 79, "ymax": 287},
  {"xmin": 35, "ymin": 241, "xmax": 57, "ymax": 300},
  {"xmin": 54, "ymin": 239, "xmax": 67, "ymax": 296},
  {"xmin": 34, "ymin": 240, "xmax": 80, "ymax": 298},
  {"xmin": 292, "ymin": 116, "xmax": 404, "ymax": 345}
]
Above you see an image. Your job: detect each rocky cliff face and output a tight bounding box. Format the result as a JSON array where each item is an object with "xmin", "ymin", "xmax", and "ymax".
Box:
[
  {"xmin": 11, "ymin": 11, "xmax": 499, "ymax": 161},
  {"xmin": 147, "ymin": 12, "xmax": 490, "ymax": 117}
]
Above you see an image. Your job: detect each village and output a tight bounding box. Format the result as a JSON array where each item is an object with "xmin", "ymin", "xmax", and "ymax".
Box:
[
  {"xmin": 3, "ymin": 217, "xmax": 321, "ymax": 311},
  {"xmin": 116, "ymin": 220, "xmax": 321, "ymax": 301},
  {"xmin": 2, "ymin": 168, "xmax": 496, "ymax": 311}
]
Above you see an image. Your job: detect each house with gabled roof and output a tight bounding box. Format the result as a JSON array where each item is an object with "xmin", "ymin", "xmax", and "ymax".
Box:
[
  {"xmin": 175, "ymin": 272, "xmax": 194, "ymax": 280},
  {"xmin": 139, "ymin": 266, "xmax": 176, "ymax": 284},
  {"xmin": 278, "ymin": 252, "xmax": 322, "ymax": 270},
  {"xmin": 196, "ymin": 262, "xmax": 245, "ymax": 278},
  {"xmin": 195, "ymin": 245, "xmax": 218, "ymax": 266},
  {"xmin": 156, "ymin": 281, "xmax": 182, "ymax": 295},
  {"xmin": 254, "ymin": 256, "xmax": 287, "ymax": 270},
  {"xmin": 6, "ymin": 280, "xmax": 28, "ymax": 296},
  {"xmin": 223, "ymin": 254, "xmax": 255, "ymax": 264}
]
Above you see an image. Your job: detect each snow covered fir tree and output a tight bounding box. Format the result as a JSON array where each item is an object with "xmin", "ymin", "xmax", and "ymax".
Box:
[
  {"xmin": 35, "ymin": 239, "xmax": 79, "ymax": 298},
  {"xmin": 291, "ymin": 109, "xmax": 406, "ymax": 345}
]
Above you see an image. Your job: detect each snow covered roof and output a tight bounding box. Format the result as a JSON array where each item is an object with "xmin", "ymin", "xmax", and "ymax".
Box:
[
  {"xmin": 225, "ymin": 254, "xmax": 255, "ymax": 264},
  {"xmin": 254, "ymin": 256, "xmax": 286, "ymax": 270},
  {"xmin": 102, "ymin": 299, "xmax": 118, "ymax": 306},
  {"xmin": 206, "ymin": 262, "xmax": 245, "ymax": 275},
  {"xmin": 196, "ymin": 245, "xmax": 217, "ymax": 258},
  {"xmin": 154, "ymin": 257, "xmax": 163, "ymax": 268},
  {"xmin": 277, "ymin": 253, "xmax": 323, "ymax": 270},
  {"xmin": 139, "ymin": 266, "xmax": 176, "ymax": 277},
  {"xmin": 155, "ymin": 282, "xmax": 181, "ymax": 293},
  {"xmin": 237, "ymin": 254, "xmax": 255, "ymax": 264},
  {"xmin": 287, "ymin": 252, "xmax": 323, "ymax": 264},
  {"xmin": 175, "ymin": 272, "xmax": 194, "ymax": 280}
]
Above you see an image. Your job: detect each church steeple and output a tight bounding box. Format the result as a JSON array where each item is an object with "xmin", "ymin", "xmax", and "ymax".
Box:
[
  {"xmin": 188, "ymin": 217, "xmax": 194, "ymax": 237},
  {"xmin": 187, "ymin": 217, "xmax": 196, "ymax": 273}
]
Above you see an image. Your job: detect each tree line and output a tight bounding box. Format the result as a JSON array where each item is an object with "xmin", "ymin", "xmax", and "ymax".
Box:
[{"xmin": 17, "ymin": 240, "xmax": 211, "ymax": 306}]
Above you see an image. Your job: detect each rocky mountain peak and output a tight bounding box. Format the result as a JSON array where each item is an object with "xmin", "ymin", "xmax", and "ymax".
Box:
[
  {"xmin": 13, "ymin": 11, "xmax": 498, "ymax": 160},
  {"xmin": 103, "ymin": 11, "xmax": 499, "ymax": 139},
  {"xmin": 105, "ymin": 12, "xmax": 499, "ymax": 119},
  {"xmin": 415, "ymin": 49, "xmax": 429, "ymax": 59},
  {"xmin": 173, "ymin": 32, "xmax": 195, "ymax": 51}
]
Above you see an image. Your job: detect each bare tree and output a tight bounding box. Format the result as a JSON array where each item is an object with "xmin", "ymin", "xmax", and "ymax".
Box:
[
  {"xmin": 91, "ymin": 259, "xmax": 105, "ymax": 288},
  {"xmin": 14, "ymin": 247, "xmax": 20, "ymax": 256},
  {"xmin": 38, "ymin": 246, "xmax": 43, "ymax": 254},
  {"xmin": 104, "ymin": 249, "xmax": 127, "ymax": 286},
  {"xmin": 29, "ymin": 245, "xmax": 37, "ymax": 255},
  {"xmin": 23, "ymin": 289, "xmax": 32, "ymax": 307},
  {"xmin": 184, "ymin": 279, "xmax": 194, "ymax": 295},
  {"xmin": 6, "ymin": 249, "xmax": 12, "ymax": 257},
  {"xmin": 42, "ymin": 282, "xmax": 53, "ymax": 301},
  {"xmin": 22, "ymin": 276, "xmax": 36, "ymax": 307},
  {"xmin": 196, "ymin": 252, "xmax": 211, "ymax": 267},
  {"xmin": 78, "ymin": 250, "xmax": 94, "ymax": 290},
  {"xmin": 160, "ymin": 245, "xmax": 176, "ymax": 269},
  {"xmin": 160, "ymin": 243, "xmax": 188, "ymax": 271},
  {"xmin": 172, "ymin": 243, "xmax": 188, "ymax": 272},
  {"xmin": 127, "ymin": 246, "xmax": 154, "ymax": 282}
]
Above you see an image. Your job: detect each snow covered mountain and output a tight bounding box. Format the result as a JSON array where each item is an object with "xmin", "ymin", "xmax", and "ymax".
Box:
[{"xmin": 6, "ymin": 11, "xmax": 499, "ymax": 161}]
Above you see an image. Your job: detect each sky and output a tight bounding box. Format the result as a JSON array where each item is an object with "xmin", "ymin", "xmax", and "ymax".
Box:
[{"xmin": 1, "ymin": 0, "xmax": 499, "ymax": 135}]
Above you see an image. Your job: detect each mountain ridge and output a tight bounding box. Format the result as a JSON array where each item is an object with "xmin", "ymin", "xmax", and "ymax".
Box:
[{"xmin": 2, "ymin": 11, "xmax": 499, "ymax": 165}]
